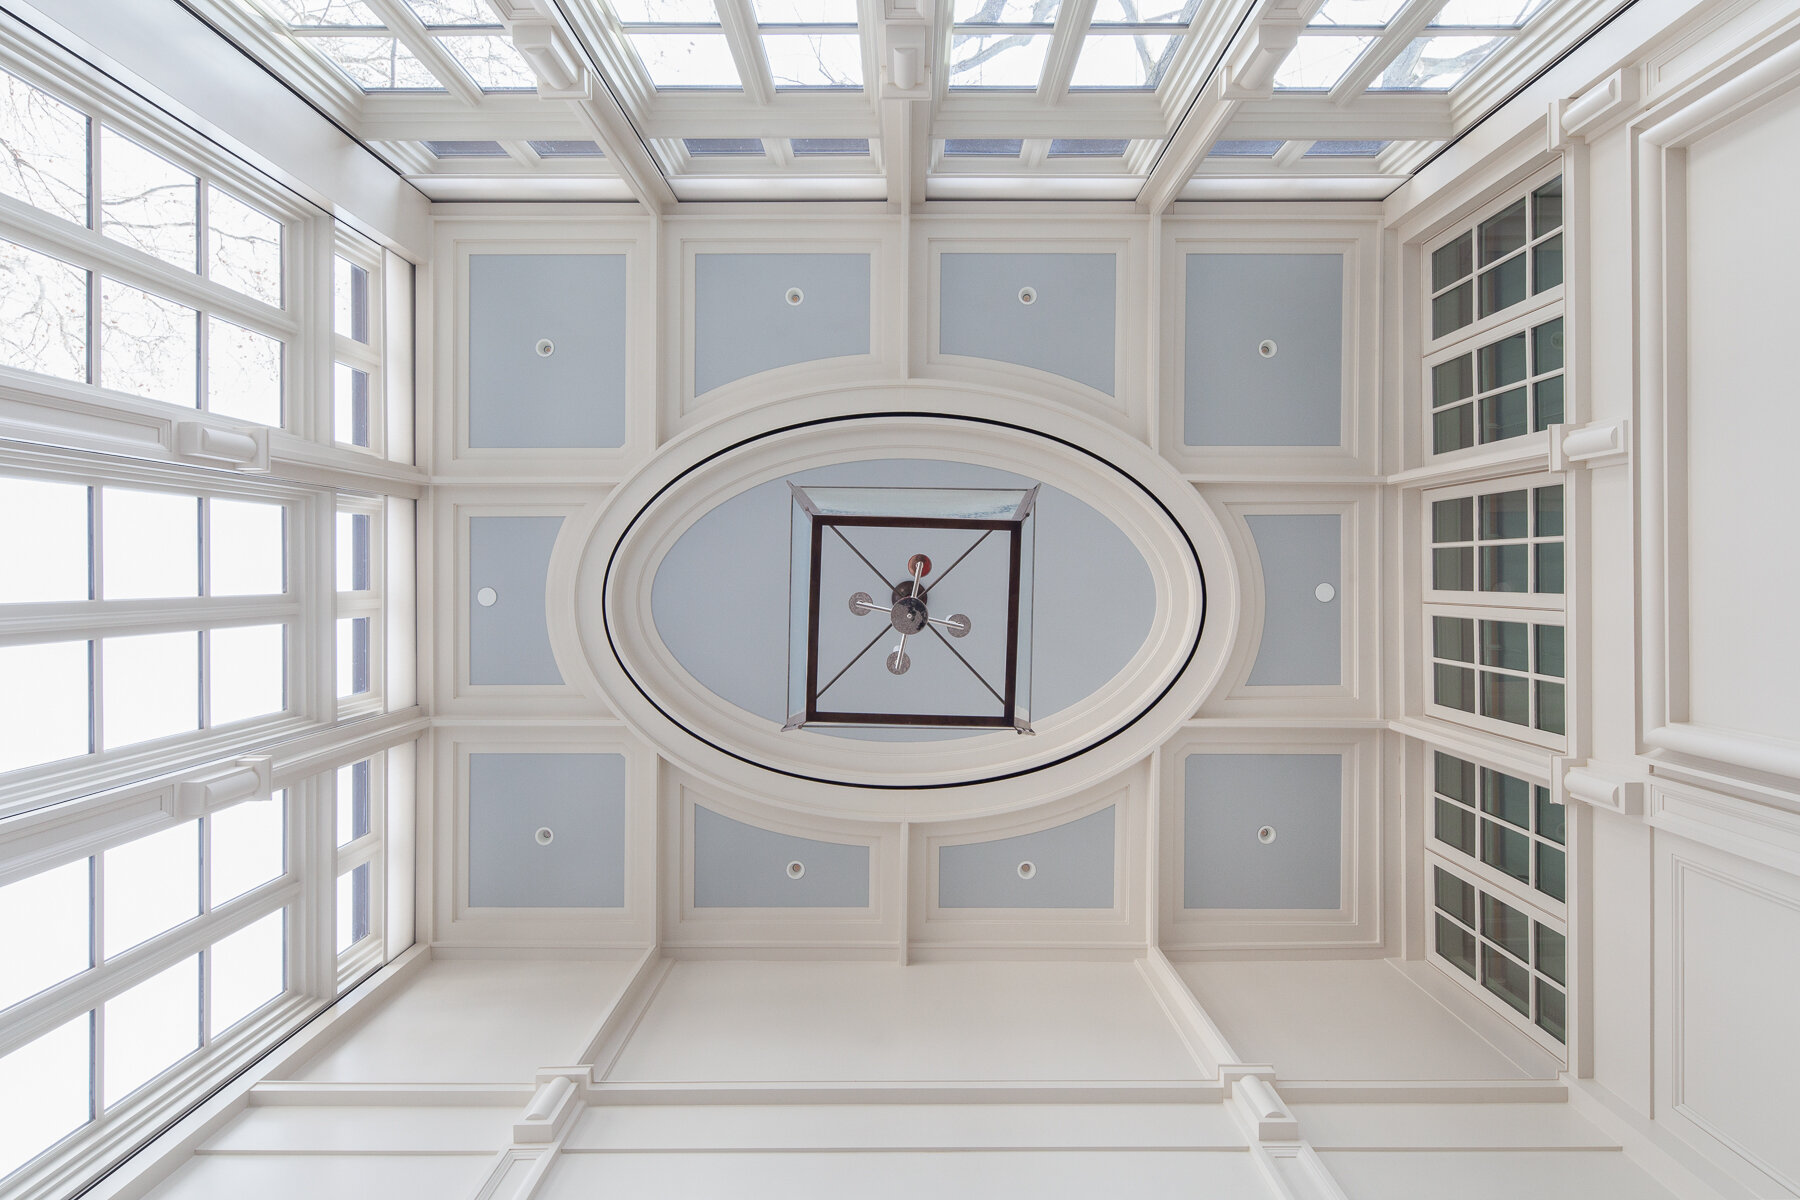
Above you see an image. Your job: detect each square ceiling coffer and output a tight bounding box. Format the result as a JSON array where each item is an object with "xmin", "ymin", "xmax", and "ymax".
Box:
[{"xmin": 786, "ymin": 482, "xmax": 1038, "ymax": 733}]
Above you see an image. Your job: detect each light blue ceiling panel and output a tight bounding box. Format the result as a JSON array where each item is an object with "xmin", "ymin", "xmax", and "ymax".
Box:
[
  {"xmin": 693, "ymin": 252, "xmax": 871, "ymax": 395},
  {"xmin": 468, "ymin": 752, "xmax": 626, "ymax": 908},
  {"xmin": 468, "ymin": 254, "xmax": 627, "ymax": 449},
  {"xmin": 1184, "ymin": 252, "xmax": 1343, "ymax": 447},
  {"xmin": 938, "ymin": 806, "xmax": 1115, "ymax": 909},
  {"xmin": 1245, "ymin": 513, "xmax": 1341, "ymax": 686},
  {"xmin": 939, "ymin": 253, "xmax": 1116, "ymax": 395},
  {"xmin": 693, "ymin": 806, "xmax": 870, "ymax": 908},
  {"xmin": 1184, "ymin": 753, "xmax": 1342, "ymax": 910},
  {"xmin": 469, "ymin": 515, "xmax": 563, "ymax": 686}
]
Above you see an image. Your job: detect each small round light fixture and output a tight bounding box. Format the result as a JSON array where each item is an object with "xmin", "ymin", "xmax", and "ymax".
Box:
[
  {"xmin": 535, "ymin": 826, "xmax": 555, "ymax": 846},
  {"xmin": 1314, "ymin": 583, "xmax": 1336, "ymax": 603},
  {"xmin": 1017, "ymin": 861, "xmax": 1037, "ymax": 880},
  {"xmin": 476, "ymin": 586, "xmax": 499, "ymax": 607},
  {"xmin": 886, "ymin": 648, "xmax": 912, "ymax": 676},
  {"xmin": 1257, "ymin": 825, "xmax": 1276, "ymax": 845},
  {"xmin": 535, "ymin": 338, "xmax": 555, "ymax": 358},
  {"xmin": 786, "ymin": 860, "xmax": 806, "ymax": 879},
  {"xmin": 1258, "ymin": 339, "xmax": 1278, "ymax": 359},
  {"xmin": 1018, "ymin": 286, "xmax": 1037, "ymax": 306},
  {"xmin": 785, "ymin": 287, "xmax": 804, "ymax": 306}
]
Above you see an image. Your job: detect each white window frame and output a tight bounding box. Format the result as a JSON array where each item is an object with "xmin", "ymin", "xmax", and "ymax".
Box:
[
  {"xmin": 334, "ymin": 492, "xmax": 387, "ymax": 718},
  {"xmin": 329, "ymin": 231, "xmax": 388, "ymax": 457},
  {"xmin": 1423, "ymin": 471, "xmax": 1567, "ymax": 612},
  {"xmin": 1427, "ymin": 856, "xmax": 1569, "ymax": 1058},
  {"xmin": 1424, "ymin": 748, "xmax": 1567, "ymax": 917},
  {"xmin": 1423, "ymin": 603, "xmax": 1568, "ymax": 752},
  {"xmin": 331, "ymin": 749, "xmax": 387, "ymax": 991}
]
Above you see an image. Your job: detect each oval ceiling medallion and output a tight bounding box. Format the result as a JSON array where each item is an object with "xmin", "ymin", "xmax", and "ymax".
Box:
[{"xmin": 556, "ymin": 389, "xmax": 1238, "ymax": 819}]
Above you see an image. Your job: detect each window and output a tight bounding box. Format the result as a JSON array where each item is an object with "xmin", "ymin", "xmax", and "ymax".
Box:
[
  {"xmin": 1429, "ymin": 314, "xmax": 1565, "ymax": 452},
  {"xmin": 273, "ymin": 0, "xmax": 537, "ymax": 93},
  {"xmin": 1428, "ymin": 611, "xmax": 1565, "ymax": 741},
  {"xmin": 1430, "ymin": 752, "xmax": 1565, "ymax": 903},
  {"xmin": 1430, "ymin": 864, "xmax": 1566, "ymax": 1046},
  {"xmin": 613, "ymin": 0, "xmax": 744, "ymax": 89},
  {"xmin": 1428, "ymin": 478, "xmax": 1563, "ymax": 597},
  {"xmin": 1428, "ymin": 174, "xmax": 1561, "ymax": 344},
  {"xmin": 333, "ymin": 755, "xmax": 385, "ymax": 985},
  {"xmin": 336, "ymin": 497, "xmax": 384, "ymax": 708},
  {"xmin": 332, "ymin": 237, "xmax": 384, "ymax": 451}
]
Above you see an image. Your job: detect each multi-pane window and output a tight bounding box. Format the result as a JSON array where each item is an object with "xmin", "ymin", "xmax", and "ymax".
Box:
[
  {"xmin": 948, "ymin": 0, "xmax": 1206, "ymax": 93},
  {"xmin": 1429, "ymin": 612, "xmax": 1565, "ymax": 739},
  {"xmin": 332, "ymin": 240, "xmax": 383, "ymax": 450},
  {"xmin": 1278, "ymin": 0, "xmax": 1553, "ymax": 93},
  {"xmin": 1429, "ymin": 314, "xmax": 1564, "ymax": 452},
  {"xmin": 272, "ymin": 0, "xmax": 538, "ymax": 94},
  {"xmin": 336, "ymin": 498, "xmax": 384, "ymax": 706},
  {"xmin": 0, "ymin": 70, "xmax": 288, "ymax": 426},
  {"xmin": 1429, "ymin": 479, "xmax": 1563, "ymax": 596},
  {"xmin": 753, "ymin": 0, "xmax": 862, "ymax": 89},
  {"xmin": 1430, "ymin": 175, "xmax": 1561, "ymax": 340},
  {"xmin": 333, "ymin": 754, "xmax": 385, "ymax": 985},
  {"xmin": 613, "ymin": 0, "xmax": 745, "ymax": 89},
  {"xmin": 1431, "ymin": 865, "xmax": 1566, "ymax": 1046},
  {"xmin": 1430, "ymin": 752, "xmax": 1565, "ymax": 903}
]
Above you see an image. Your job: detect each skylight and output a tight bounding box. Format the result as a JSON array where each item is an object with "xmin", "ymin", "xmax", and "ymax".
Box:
[
  {"xmin": 1273, "ymin": 35, "xmax": 1372, "ymax": 89},
  {"xmin": 614, "ymin": 0, "xmax": 745, "ymax": 89},
  {"xmin": 312, "ymin": 36, "xmax": 443, "ymax": 90},
  {"xmin": 754, "ymin": 0, "xmax": 861, "ymax": 89},
  {"xmin": 1309, "ymin": 0, "xmax": 1407, "ymax": 26},
  {"xmin": 1371, "ymin": 34, "xmax": 1505, "ymax": 90},
  {"xmin": 950, "ymin": 0, "xmax": 1059, "ymax": 89},
  {"xmin": 267, "ymin": 0, "xmax": 539, "ymax": 93}
]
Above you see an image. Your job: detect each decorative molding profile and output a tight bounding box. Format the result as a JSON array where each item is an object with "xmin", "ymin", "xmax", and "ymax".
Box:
[
  {"xmin": 169, "ymin": 756, "xmax": 275, "ymax": 821},
  {"xmin": 510, "ymin": 20, "xmax": 592, "ymax": 99},
  {"xmin": 1548, "ymin": 418, "xmax": 1630, "ymax": 470},
  {"xmin": 1549, "ymin": 67, "xmax": 1642, "ymax": 148},
  {"xmin": 1562, "ymin": 760, "xmax": 1645, "ymax": 817}
]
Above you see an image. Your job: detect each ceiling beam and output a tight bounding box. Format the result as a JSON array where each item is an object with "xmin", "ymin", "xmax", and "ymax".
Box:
[
  {"xmin": 360, "ymin": 95, "xmax": 595, "ymax": 141},
  {"xmin": 1225, "ymin": 95, "xmax": 1454, "ymax": 141}
]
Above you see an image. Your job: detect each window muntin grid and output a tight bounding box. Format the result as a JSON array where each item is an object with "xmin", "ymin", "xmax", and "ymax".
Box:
[
  {"xmin": 1429, "ymin": 313, "xmax": 1564, "ymax": 454},
  {"xmin": 1431, "ymin": 864, "xmax": 1566, "ymax": 1045},
  {"xmin": 333, "ymin": 238, "xmax": 385, "ymax": 452},
  {"xmin": 276, "ymin": 3, "xmax": 539, "ymax": 94},
  {"xmin": 1429, "ymin": 751, "xmax": 1565, "ymax": 904},
  {"xmin": 1429, "ymin": 611, "xmax": 1565, "ymax": 739},
  {"xmin": 1429, "ymin": 174, "xmax": 1562, "ymax": 342},
  {"xmin": 333, "ymin": 754, "xmax": 385, "ymax": 981},
  {"xmin": 336, "ymin": 497, "xmax": 384, "ymax": 710},
  {"xmin": 1429, "ymin": 479, "xmax": 1564, "ymax": 598}
]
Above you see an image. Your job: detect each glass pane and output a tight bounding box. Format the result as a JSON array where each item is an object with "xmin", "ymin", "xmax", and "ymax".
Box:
[
  {"xmin": 0, "ymin": 70, "xmax": 88, "ymax": 225},
  {"xmin": 949, "ymin": 31, "xmax": 1052, "ymax": 87},
  {"xmin": 1536, "ymin": 978, "xmax": 1566, "ymax": 1042},
  {"xmin": 337, "ymin": 616, "xmax": 371, "ymax": 697},
  {"xmin": 1481, "ymin": 942, "xmax": 1530, "ymax": 1015},
  {"xmin": 1535, "ymin": 924, "xmax": 1566, "ymax": 984},
  {"xmin": 336, "ymin": 863, "xmax": 371, "ymax": 953},
  {"xmin": 1434, "ymin": 615, "xmax": 1473, "ymax": 662},
  {"xmin": 627, "ymin": 31, "xmax": 744, "ymax": 86},
  {"xmin": 1480, "ymin": 544, "xmax": 1528, "ymax": 592},
  {"xmin": 0, "ymin": 1014, "xmax": 90, "ymax": 1179},
  {"xmin": 792, "ymin": 137, "xmax": 871, "ymax": 156},
  {"xmin": 438, "ymin": 34, "xmax": 540, "ymax": 90},
  {"xmin": 1536, "ymin": 680, "xmax": 1565, "ymax": 735},
  {"xmin": 1434, "ymin": 663, "xmax": 1475, "ymax": 711},
  {"xmin": 209, "ymin": 623, "xmax": 285, "ymax": 726},
  {"xmin": 207, "ymin": 188, "xmax": 283, "ymax": 308},
  {"xmin": 1433, "ymin": 546, "xmax": 1473, "ymax": 591},
  {"xmin": 99, "ymin": 278, "xmax": 198, "ymax": 406},
  {"xmin": 210, "ymin": 795, "xmax": 285, "ymax": 906},
  {"xmin": 1530, "ymin": 317, "xmax": 1564, "ymax": 373},
  {"xmin": 1531, "ymin": 175, "xmax": 1562, "ymax": 235},
  {"xmin": 1533, "ymin": 484, "xmax": 1563, "ymax": 535},
  {"xmin": 1481, "ymin": 671, "xmax": 1528, "ymax": 725},
  {"xmin": 337, "ymin": 760, "xmax": 372, "ymax": 847},
  {"xmin": 1432, "ymin": 496, "xmax": 1472, "ymax": 543},
  {"xmin": 1433, "ymin": 0, "xmax": 1550, "ymax": 25},
  {"xmin": 0, "ymin": 641, "xmax": 90, "ymax": 772},
  {"xmin": 1431, "ymin": 355, "xmax": 1473, "ymax": 407},
  {"xmin": 102, "ymin": 821, "xmax": 199, "ymax": 957},
  {"xmin": 1479, "ymin": 490, "xmax": 1528, "ymax": 540},
  {"xmin": 754, "ymin": 0, "xmax": 857, "ymax": 20},
  {"xmin": 271, "ymin": 0, "xmax": 384, "ymax": 23},
  {"xmin": 1481, "ymin": 768, "xmax": 1531, "ymax": 826},
  {"xmin": 1478, "ymin": 254, "xmax": 1526, "ymax": 316},
  {"xmin": 684, "ymin": 138, "xmax": 764, "ymax": 157},
  {"xmin": 1480, "ymin": 386, "xmax": 1527, "ymax": 442},
  {"xmin": 209, "ymin": 908, "xmax": 285, "ymax": 1037},
  {"xmin": 1537, "ymin": 842, "xmax": 1566, "ymax": 902},
  {"xmin": 1480, "ymin": 891, "xmax": 1531, "ymax": 958},
  {"xmin": 1091, "ymin": 0, "xmax": 1200, "ymax": 22},
  {"xmin": 102, "ymin": 488, "xmax": 198, "ymax": 601},
  {"xmin": 1481, "ymin": 819, "xmax": 1530, "ymax": 882},
  {"xmin": 1435, "ymin": 913, "xmax": 1476, "ymax": 977},
  {"xmin": 764, "ymin": 33, "xmax": 863, "ymax": 87},
  {"xmin": 1478, "ymin": 198, "xmax": 1527, "ymax": 265},
  {"xmin": 102, "ymin": 631, "xmax": 199, "ymax": 749},
  {"xmin": 314, "ymin": 37, "xmax": 444, "ymax": 90},
  {"xmin": 1434, "ymin": 797, "xmax": 1476, "ymax": 855},
  {"xmin": 1069, "ymin": 32, "xmax": 1184, "ymax": 89},
  {"xmin": 1533, "ymin": 233, "xmax": 1563, "ymax": 293},
  {"xmin": 0, "ymin": 238, "xmax": 89, "ymax": 384},
  {"xmin": 1534, "ymin": 542, "xmax": 1564, "ymax": 594},
  {"xmin": 1311, "ymin": 0, "xmax": 1407, "ymax": 26},
  {"xmin": 1536, "ymin": 624, "xmax": 1564, "ymax": 677},
  {"xmin": 1536, "ymin": 786, "xmax": 1565, "ymax": 844},
  {"xmin": 334, "ymin": 362, "xmax": 371, "ymax": 447},
  {"xmin": 1431, "ymin": 279, "xmax": 1472, "ymax": 339},
  {"xmin": 337, "ymin": 511, "xmax": 373, "ymax": 592},
  {"xmin": 1273, "ymin": 35, "xmax": 1371, "ymax": 88},
  {"xmin": 100, "ymin": 129, "xmax": 197, "ymax": 272},
  {"xmin": 1533, "ymin": 376, "xmax": 1564, "ymax": 429},
  {"xmin": 0, "ymin": 477, "xmax": 88, "ymax": 603},
  {"xmin": 1432, "ymin": 403, "xmax": 1473, "ymax": 453},
  {"xmin": 1433, "ymin": 866, "xmax": 1473, "ymax": 926},
  {"xmin": 0, "ymin": 858, "xmax": 89, "ymax": 1011},
  {"xmin": 953, "ymin": 0, "xmax": 1060, "ymax": 22},
  {"xmin": 408, "ymin": 0, "xmax": 504, "ymax": 20},
  {"xmin": 207, "ymin": 317, "xmax": 283, "ymax": 426},
  {"xmin": 1477, "ymin": 332, "xmax": 1527, "ymax": 390},
  {"xmin": 1435, "ymin": 752, "xmax": 1474, "ymax": 803},
  {"xmin": 210, "ymin": 499, "xmax": 285, "ymax": 597},
  {"xmin": 1372, "ymin": 34, "xmax": 1502, "ymax": 90},
  {"xmin": 103, "ymin": 954, "xmax": 199, "ymax": 1106},
  {"xmin": 333, "ymin": 257, "xmax": 369, "ymax": 343},
  {"xmin": 1431, "ymin": 232, "xmax": 1472, "ymax": 291}
]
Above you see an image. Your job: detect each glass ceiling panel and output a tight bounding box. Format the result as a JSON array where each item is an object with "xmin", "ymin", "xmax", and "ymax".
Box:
[
  {"xmin": 404, "ymin": 0, "xmax": 497, "ymax": 23},
  {"xmin": 270, "ymin": 0, "xmax": 383, "ymax": 26},
  {"xmin": 792, "ymin": 138, "xmax": 870, "ymax": 154},
  {"xmin": 612, "ymin": 0, "xmax": 719, "ymax": 23},
  {"xmin": 1069, "ymin": 33, "xmax": 1182, "ymax": 89},
  {"xmin": 628, "ymin": 31, "xmax": 743, "ymax": 86},
  {"xmin": 1048, "ymin": 138, "xmax": 1128, "ymax": 156},
  {"xmin": 1430, "ymin": 0, "xmax": 1551, "ymax": 25},
  {"xmin": 954, "ymin": 0, "xmax": 1060, "ymax": 25},
  {"xmin": 1088, "ymin": 0, "xmax": 1201, "ymax": 24},
  {"xmin": 753, "ymin": 0, "xmax": 858, "ymax": 21},
  {"xmin": 949, "ymin": 32, "xmax": 1051, "ymax": 88},
  {"xmin": 1305, "ymin": 138, "xmax": 1388, "ymax": 155},
  {"xmin": 438, "ymin": 34, "xmax": 538, "ymax": 89},
  {"xmin": 1309, "ymin": 0, "xmax": 1407, "ymax": 26},
  {"xmin": 312, "ymin": 36, "xmax": 445, "ymax": 89},
  {"xmin": 763, "ymin": 32, "xmax": 863, "ymax": 87},
  {"xmin": 1370, "ymin": 34, "xmax": 1504, "ymax": 89},
  {"xmin": 1208, "ymin": 139, "xmax": 1281, "ymax": 156},
  {"xmin": 1273, "ymin": 34, "xmax": 1372, "ymax": 88},
  {"xmin": 943, "ymin": 138, "xmax": 1023, "ymax": 155},
  {"xmin": 685, "ymin": 137, "xmax": 764, "ymax": 155}
]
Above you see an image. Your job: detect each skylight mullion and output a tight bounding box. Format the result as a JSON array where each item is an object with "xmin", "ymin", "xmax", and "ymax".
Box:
[
  {"xmin": 358, "ymin": 0, "xmax": 485, "ymax": 103},
  {"xmin": 1036, "ymin": 0, "xmax": 1096, "ymax": 99},
  {"xmin": 1326, "ymin": 0, "xmax": 1443, "ymax": 100},
  {"xmin": 716, "ymin": 0, "xmax": 778, "ymax": 104}
]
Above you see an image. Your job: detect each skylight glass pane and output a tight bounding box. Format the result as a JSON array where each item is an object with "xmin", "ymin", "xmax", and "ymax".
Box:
[
  {"xmin": 98, "ymin": 279, "xmax": 198, "ymax": 406},
  {"xmin": 102, "ymin": 631, "xmax": 199, "ymax": 749},
  {"xmin": 207, "ymin": 188, "xmax": 283, "ymax": 309},
  {"xmin": 208, "ymin": 317, "xmax": 283, "ymax": 427},
  {"xmin": 438, "ymin": 34, "xmax": 539, "ymax": 90},
  {"xmin": 753, "ymin": 0, "xmax": 857, "ymax": 21},
  {"xmin": 628, "ymin": 32, "xmax": 742, "ymax": 86},
  {"xmin": 529, "ymin": 139, "xmax": 605, "ymax": 157},
  {"xmin": 1431, "ymin": 0, "xmax": 1550, "ymax": 26},
  {"xmin": 1208, "ymin": 139, "xmax": 1282, "ymax": 156},
  {"xmin": 0, "ymin": 859, "xmax": 89, "ymax": 1011},
  {"xmin": 102, "ymin": 822, "xmax": 199, "ymax": 958},
  {"xmin": 313, "ymin": 36, "xmax": 445, "ymax": 90},
  {"xmin": 101, "ymin": 130, "xmax": 197, "ymax": 273},
  {"xmin": 0, "ymin": 1015, "xmax": 90, "ymax": 1179},
  {"xmin": 209, "ymin": 909, "xmax": 285, "ymax": 1036},
  {"xmin": 791, "ymin": 138, "xmax": 870, "ymax": 155},
  {"xmin": 1372, "ymin": 34, "xmax": 1503, "ymax": 89},
  {"xmin": 405, "ymin": 0, "xmax": 497, "ymax": 24},
  {"xmin": 1274, "ymin": 35, "xmax": 1372, "ymax": 88},
  {"xmin": 1310, "ymin": 0, "xmax": 1407, "ymax": 25},
  {"xmin": 102, "ymin": 488, "xmax": 198, "ymax": 601},
  {"xmin": 1305, "ymin": 139, "xmax": 1388, "ymax": 156},
  {"xmin": 270, "ymin": 0, "xmax": 383, "ymax": 26},
  {"xmin": 611, "ymin": 0, "xmax": 718, "ymax": 21},
  {"xmin": 684, "ymin": 137, "xmax": 764, "ymax": 156},
  {"xmin": 764, "ymin": 33, "xmax": 863, "ymax": 88},
  {"xmin": 212, "ymin": 499, "xmax": 285, "ymax": 597},
  {"xmin": 953, "ymin": 0, "xmax": 1059, "ymax": 22},
  {"xmin": 425, "ymin": 139, "xmax": 507, "ymax": 156},
  {"xmin": 1069, "ymin": 32, "xmax": 1182, "ymax": 88},
  {"xmin": 1048, "ymin": 138, "xmax": 1128, "ymax": 156},
  {"xmin": 0, "ymin": 641, "xmax": 89, "ymax": 772},
  {"xmin": 210, "ymin": 795, "xmax": 285, "ymax": 906},
  {"xmin": 0, "ymin": 70, "xmax": 89, "ymax": 226},
  {"xmin": 0, "ymin": 477, "xmax": 87, "ymax": 604},
  {"xmin": 949, "ymin": 32, "xmax": 1051, "ymax": 87},
  {"xmin": 103, "ymin": 954, "xmax": 199, "ymax": 1106},
  {"xmin": 944, "ymin": 138, "xmax": 1023, "ymax": 156},
  {"xmin": 1089, "ymin": 0, "xmax": 1200, "ymax": 23},
  {"xmin": 209, "ymin": 624, "xmax": 285, "ymax": 727},
  {"xmin": 0, "ymin": 239, "xmax": 88, "ymax": 385}
]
